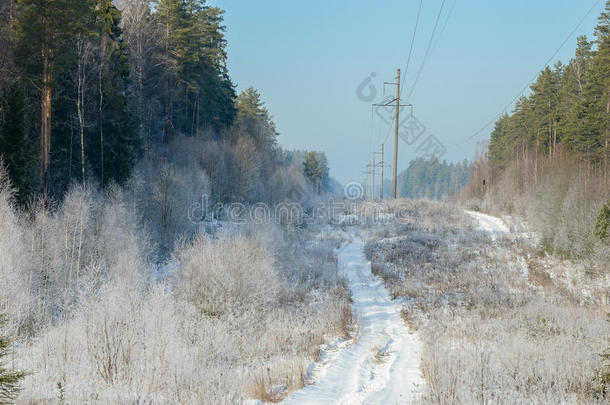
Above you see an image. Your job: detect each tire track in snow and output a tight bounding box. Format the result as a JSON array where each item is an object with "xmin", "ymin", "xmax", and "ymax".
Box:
[{"xmin": 281, "ymin": 240, "xmax": 423, "ymax": 405}]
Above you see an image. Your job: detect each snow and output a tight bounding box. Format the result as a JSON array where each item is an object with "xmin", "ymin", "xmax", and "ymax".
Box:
[
  {"xmin": 465, "ymin": 210, "xmax": 509, "ymax": 238},
  {"xmin": 281, "ymin": 240, "xmax": 424, "ymax": 405}
]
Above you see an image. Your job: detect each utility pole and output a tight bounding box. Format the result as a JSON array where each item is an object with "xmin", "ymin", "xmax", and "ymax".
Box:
[
  {"xmin": 367, "ymin": 156, "xmax": 376, "ymax": 200},
  {"xmin": 363, "ymin": 167, "xmax": 372, "ymax": 200},
  {"xmin": 369, "ymin": 145, "xmax": 389, "ymax": 201},
  {"xmin": 373, "ymin": 69, "xmax": 413, "ymax": 199},
  {"xmin": 375, "ymin": 144, "xmax": 386, "ymax": 200},
  {"xmin": 393, "ymin": 68, "xmax": 400, "ymax": 199},
  {"xmin": 379, "ymin": 144, "xmax": 385, "ymax": 201}
]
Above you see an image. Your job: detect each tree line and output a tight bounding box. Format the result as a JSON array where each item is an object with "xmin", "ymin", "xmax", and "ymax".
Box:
[
  {"xmin": 463, "ymin": 2, "xmax": 610, "ymax": 263},
  {"xmin": 487, "ymin": 2, "xmax": 610, "ymax": 183},
  {"xmin": 398, "ymin": 157, "xmax": 471, "ymax": 200},
  {"xmin": 0, "ymin": 0, "xmax": 330, "ymax": 203}
]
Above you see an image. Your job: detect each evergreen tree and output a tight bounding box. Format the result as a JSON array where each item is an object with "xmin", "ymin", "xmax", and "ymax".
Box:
[
  {"xmin": 15, "ymin": 0, "xmax": 95, "ymax": 196},
  {"xmin": 0, "ymin": 313, "xmax": 26, "ymax": 404},
  {"xmin": 398, "ymin": 158, "xmax": 472, "ymax": 200},
  {"xmin": 0, "ymin": 83, "xmax": 35, "ymax": 200},
  {"xmin": 235, "ymin": 87, "xmax": 277, "ymax": 147},
  {"xmin": 487, "ymin": 2, "xmax": 610, "ymax": 180},
  {"xmin": 529, "ymin": 65, "xmax": 561, "ymax": 159},
  {"xmin": 594, "ymin": 200, "xmax": 610, "ymax": 241},
  {"xmin": 154, "ymin": 0, "xmax": 235, "ymax": 139},
  {"xmin": 303, "ymin": 151, "xmax": 325, "ymax": 194},
  {"xmin": 155, "ymin": 0, "xmax": 189, "ymax": 140},
  {"xmin": 89, "ymin": 0, "xmax": 138, "ymax": 186}
]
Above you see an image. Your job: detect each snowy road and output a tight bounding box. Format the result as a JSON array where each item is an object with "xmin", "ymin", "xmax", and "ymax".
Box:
[
  {"xmin": 465, "ymin": 210, "xmax": 509, "ymax": 239},
  {"xmin": 282, "ymin": 240, "xmax": 423, "ymax": 405}
]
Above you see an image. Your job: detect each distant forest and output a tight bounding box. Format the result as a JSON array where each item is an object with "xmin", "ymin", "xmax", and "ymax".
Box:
[{"xmin": 397, "ymin": 158, "xmax": 471, "ymax": 200}]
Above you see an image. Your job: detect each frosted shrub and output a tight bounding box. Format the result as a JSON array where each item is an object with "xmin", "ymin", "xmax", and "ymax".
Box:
[
  {"xmin": 174, "ymin": 234, "xmax": 278, "ymax": 315},
  {"xmin": 131, "ymin": 158, "xmax": 210, "ymax": 255},
  {"xmin": 0, "ymin": 167, "xmax": 30, "ymax": 334},
  {"xmin": 0, "ymin": 180, "xmax": 151, "ymax": 335},
  {"xmin": 267, "ymin": 163, "xmax": 310, "ymax": 204},
  {"xmin": 273, "ymin": 228, "xmax": 340, "ymax": 290}
]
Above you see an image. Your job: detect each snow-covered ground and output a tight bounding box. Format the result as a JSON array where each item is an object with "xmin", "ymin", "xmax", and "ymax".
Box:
[
  {"xmin": 465, "ymin": 209, "xmax": 509, "ymax": 238},
  {"xmin": 281, "ymin": 240, "xmax": 423, "ymax": 405}
]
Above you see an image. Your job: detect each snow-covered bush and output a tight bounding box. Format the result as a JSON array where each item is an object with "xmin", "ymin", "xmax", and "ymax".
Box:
[
  {"xmin": 0, "ymin": 177, "xmax": 151, "ymax": 336},
  {"xmin": 10, "ymin": 212, "xmax": 349, "ymax": 403},
  {"xmin": 131, "ymin": 157, "xmax": 210, "ymax": 256},
  {"xmin": 0, "ymin": 165, "xmax": 30, "ymax": 334},
  {"xmin": 174, "ymin": 234, "xmax": 278, "ymax": 316}
]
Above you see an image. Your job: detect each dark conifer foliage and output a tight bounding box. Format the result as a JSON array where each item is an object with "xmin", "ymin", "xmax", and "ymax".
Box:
[
  {"xmin": 0, "ymin": 0, "xmax": 239, "ymax": 199},
  {"xmin": 0, "ymin": 313, "xmax": 26, "ymax": 404}
]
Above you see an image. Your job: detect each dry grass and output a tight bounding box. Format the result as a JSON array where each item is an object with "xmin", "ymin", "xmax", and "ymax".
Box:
[
  {"xmin": 338, "ymin": 304, "xmax": 355, "ymax": 340},
  {"xmin": 246, "ymin": 363, "xmax": 305, "ymax": 403}
]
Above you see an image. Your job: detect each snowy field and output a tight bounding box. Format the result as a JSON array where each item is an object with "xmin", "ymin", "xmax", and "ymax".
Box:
[{"xmin": 2, "ymin": 191, "xmax": 608, "ymax": 403}]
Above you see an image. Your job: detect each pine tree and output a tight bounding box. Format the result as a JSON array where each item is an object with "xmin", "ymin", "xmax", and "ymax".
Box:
[
  {"xmin": 89, "ymin": 0, "xmax": 138, "ymax": 186},
  {"xmin": 594, "ymin": 200, "xmax": 610, "ymax": 241},
  {"xmin": 591, "ymin": 1, "xmax": 610, "ymax": 179},
  {"xmin": 0, "ymin": 83, "xmax": 35, "ymax": 201},
  {"xmin": 529, "ymin": 65, "xmax": 561, "ymax": 160},
  {"xmin": 566, "ymin": 1, "xmax": 610, "ymax": 172},
  {"xmin": 235, "ymin": 87, "xmax": 277, "ymax": 147},
  {"xmin": 153, "ymin": 0, "xmax": 235, "ymax": 138},
  {"xmin": 303, "ymin": 151, "xmax": 324, "ymax": 194},
  {"xmin": 15, "ymin": 0, "xmax": 94, "ymax": 196},
  {"xmin": 0, "ymin": 313, "xmax": 26, "ymax": 404},
  {"xmin": 155, "ymin": 0, "xmax": 189, "ymax": 141}
]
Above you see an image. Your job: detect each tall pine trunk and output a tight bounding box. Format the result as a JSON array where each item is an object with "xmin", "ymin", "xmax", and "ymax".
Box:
[
  {"xmin": 76, "ymin": 38, "xmax": 86, "ymax": 182},
  {"xmin": 604, "ymin": 90, "xmax": 610, "ymax": 184},
  {"xmin": 99, "ymin": 68, "xmax": 103, "ymax": 185},
  {"xmin": 40, "ymin": 40, "xmax": 52, "ymax": 197},
  {"xmin": 163, "ymin": 11, "xmax": 170, "ymax": 143}
]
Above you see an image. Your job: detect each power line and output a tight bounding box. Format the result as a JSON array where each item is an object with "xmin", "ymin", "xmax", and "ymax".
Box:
[
  {"xmin": 431, "ymin": 0, "xmax": 456, "ymax": 54},
  {"xmin": 377, "ymin": 0, "xmax": 423, "ymax": 146},
  {"xmin": 405, "ymin": 0, "xmax": 447, "ymax": 103},
  {"xmin": 400, "ymin": 0, "xmax": 424, "ymax": 94},
  {"xmin": 448, "ymin": 0, "xmax": 603, "ymax": 148}
]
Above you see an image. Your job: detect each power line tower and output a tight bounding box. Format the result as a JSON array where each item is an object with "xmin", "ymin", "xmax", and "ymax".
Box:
[
  {"xmin": 374, "ymin": 144, "xmax": 390, "ymax": 200},
  {"xmin": 373, "ymin": 68, "xmax": 413, "ymax": 199}
]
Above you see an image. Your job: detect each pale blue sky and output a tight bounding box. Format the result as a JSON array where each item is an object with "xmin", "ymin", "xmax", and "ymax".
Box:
[{"xmin": 209, "ymin": 0, "xmax": 605, "ymax": 183}]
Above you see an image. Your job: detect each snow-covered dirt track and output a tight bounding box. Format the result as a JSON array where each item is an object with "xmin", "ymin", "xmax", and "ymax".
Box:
[
  {"xmin": 282, "ymin": 240, "xmax": 423, "ymax": 405},
  {"xmin": 465, "ymin": 210, "xmax": 509, "ymax": 237}
]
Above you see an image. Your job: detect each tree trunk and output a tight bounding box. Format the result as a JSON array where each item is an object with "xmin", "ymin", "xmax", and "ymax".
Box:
[
  {"xmin": 552, "ymin": 123, "xmax": 557, "ymax": 164},
  {"xmin": 548, "ymin": 100, "xmax": 552, "ymax": 161},
  {"xmin": 604, "ymin": 90, "xmax": 610, "ymax": 184},
  {"xmin": 76, "ymin": 40, "xmax": 86, "ymax": 182},
  {"xmin": 99, "ymin": 48, "xmax": 104, "ymax": 186},
  {"xmin": 163, "ymin": 13, "xmax": 170, "ymax": 143},
  {"xmin": 534, "ymin": 137, "xmax": 538, "ymax": 186},
  {"xmin": 184, "ymin": 82, "xmax": 188, "ymax": 134},
  {"xmin": 137, "ymin": 28, "xmax": 145, "ymax": 153},
  {"xmin": 195, "ymin": 93, "xmax": 200, "ymax": 134},
  {"xmin": 40, "ymin": 41, "xmax": 52, "ymax": 198},
  {"xmin": 99, "ymin": 73, "xmax": 103, "ymax": 185}
]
